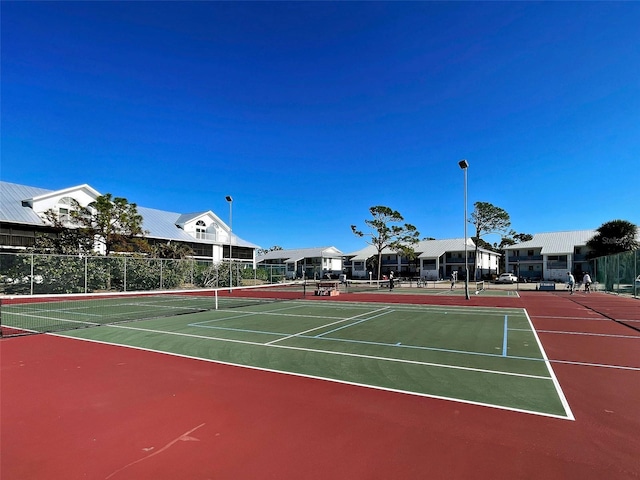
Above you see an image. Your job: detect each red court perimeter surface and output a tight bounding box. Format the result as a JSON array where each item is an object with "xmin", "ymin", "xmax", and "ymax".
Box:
[{"xmin": 1, "ymin": 291, "xmax": 639, "ymax": 479}]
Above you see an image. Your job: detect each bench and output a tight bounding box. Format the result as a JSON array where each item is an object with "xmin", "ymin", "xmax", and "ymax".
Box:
[
  {"xmin": 315, "ymin": 281, "xmax": 340, "ymax": 296},
  {"xmin": 538, "ymin": 281, "xmax": 556, "ymax": 291}
]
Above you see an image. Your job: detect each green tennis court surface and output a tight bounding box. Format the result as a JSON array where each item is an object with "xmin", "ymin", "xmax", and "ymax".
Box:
[{"xmin": 55, "ymin": 299, "xmax": 571, "ymax": 419}]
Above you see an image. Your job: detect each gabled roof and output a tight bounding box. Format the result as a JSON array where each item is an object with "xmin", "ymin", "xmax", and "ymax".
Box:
[
  {"xmin": 25, "ymin": 183, "xmax": 101, "ymax": 207},
  {"xmin": 0, "ymin": 180, "xmax": 258, "ymax": 248},
  {"xmin": 257, "ymin": 246, "xmax": 343, "ymax": 263},
  {"xmin": 175, "ymin": 212, "xmax": 210, "ymax": 227},
  {"xmin": 416, "ymin": 238, "xmax": 478, "ymax": 259},
  {"xmin": 346, "ymin": 245, "xmax": 382, "ymax": 261},
  {"xmin": 138, "ymin": 206, "xmax": 197, "ymax": 242},
  {"xmin": 502, "ymin": 230, "xmax": 596, "ymax": 255},
  {"xmin": 175, "ymin": 211, "xmax": 227, "ymax": 228},
  {"xmin": 345, "ymin": 238, "xmax": 493, "ymax": 261}
]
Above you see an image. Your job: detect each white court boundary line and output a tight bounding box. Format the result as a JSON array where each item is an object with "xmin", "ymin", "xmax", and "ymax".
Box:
[
  {"xmin": 266, "ymin": 306, "xmax": 391, "ymax": 345},
  {"xmin": 523, "ymin": 309, "xmax": 575, "ymax": 421},
  {"xmin": 52, "ymin": 331, "xmax": 571, "ymax": 421},
  {"xmin": 47, "ymin": 301, "xmax": 575, "ymax": 420},
  {"xmin": 537, "ymin": 329, "xmax": 640, "ymax": 340},
  {"xmin": 101, "ymin": 323, "xmax": 551, "ymax": 381}
]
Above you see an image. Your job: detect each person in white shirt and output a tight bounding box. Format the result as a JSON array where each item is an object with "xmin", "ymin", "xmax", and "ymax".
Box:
[
  {"xmin": 583, "ymin": 272, "xmax": 592, "ymax": 293},
  {"xmin": 567, "ymin": 272, "xmax": 575, "ymax": 294}
]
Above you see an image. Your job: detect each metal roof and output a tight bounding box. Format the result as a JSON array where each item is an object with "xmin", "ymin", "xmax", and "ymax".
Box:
[
  {"xmin": 257, "ymin": 246, "xmax": 343, "ymax": 263},
  {"xmin": 137, "ymin": 206, "xmax": 198, "ymax": 242},
  {"xmin": 175, "ymin": 212, "xmax": 210, "ymax": 227},
  {"xmin": 0, "ymin": 180, "xmax": 258, "ymax": 248},
  {"xmin": 416, "ymin": 238, "xmax": 478, "ymax": 259},
  {"xmin": 502, "ymin": 230, "xmax": 596, "ymax": 255},
  {"xmin": 0, "ymin": 181, "xmax": 50, "ymax": 225},
  {"xmin": 346, "ymin": 238, "xmax": 490, "ymax": 261}
]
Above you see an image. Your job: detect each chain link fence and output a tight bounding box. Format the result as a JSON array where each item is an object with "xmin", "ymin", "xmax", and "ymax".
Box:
[
  {"xmin": 8, "ymin": 251, "xmax": 635, "ymax": 297},
  {"xmin": 0, "ymin": 253, "xmax": 287, "ymax": 295},
  {"xmin": 594, "ymin": 250, "xmax": 639, "ymax": 298}
]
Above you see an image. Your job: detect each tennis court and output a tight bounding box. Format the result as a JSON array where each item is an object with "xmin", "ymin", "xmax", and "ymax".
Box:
[
  {"xmin": 1, "ymin": 288, "xmax": 569, "ymax": 418},
  {"xmin": 2, "ymin": 288, "xmax": 638, "ymax": 479}
]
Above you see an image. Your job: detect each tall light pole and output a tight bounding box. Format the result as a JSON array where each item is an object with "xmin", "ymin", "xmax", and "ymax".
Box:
[
  {"xmin": 225, "ymin": 195, "xmax": 233, "ymax": 289},
  {"xmin": 458, "ymin": 159, "xmax": 470, "ymax": 300}
]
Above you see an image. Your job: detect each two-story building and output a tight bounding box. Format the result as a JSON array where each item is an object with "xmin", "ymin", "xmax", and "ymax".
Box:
[
  {"xmin": 345, "ymin": 238, "xmax": 500, "ymax": 280},
  {"xmin": 256, "ymin": 246, "xmax": 344, "ymax": 279},
  {"xmin": 0, "ymin": 181, "xmax": 259, "ymax": 263},
  {"xmin": 502, "ymin": 230, "xmax": 596, "ymax": 281}
]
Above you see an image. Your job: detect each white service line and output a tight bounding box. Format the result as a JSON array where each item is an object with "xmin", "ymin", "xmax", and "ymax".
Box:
[{"xmin": 265, "ymin": 307, "xmax": 391, "ymax": 345}]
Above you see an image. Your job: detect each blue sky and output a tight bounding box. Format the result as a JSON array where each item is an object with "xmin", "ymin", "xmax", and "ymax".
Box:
[{"xmin": 2, "ymin": 2, "xmax": 639, "ymax": 253}]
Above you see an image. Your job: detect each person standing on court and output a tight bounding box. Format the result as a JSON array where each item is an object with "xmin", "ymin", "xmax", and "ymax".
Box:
[
  {"xmin": 389, "ymin": 271, "xmax": 394, "ymax": 290},
  {"xmin": 582, "ymin": 272, "xmax": 592, "ymax": 293},
  {"xmin": 567, "ymin": 272, "xmax": 576, "ymax": 294}
]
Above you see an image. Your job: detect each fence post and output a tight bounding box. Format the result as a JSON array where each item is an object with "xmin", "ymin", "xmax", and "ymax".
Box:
[
  {"xmin": 30, "ymin": 253, "xmax": 34, "ymax": 295},
  {"xmin": 633, "ymin": 250, "xmax": 640, "ymax": 297},
  {"xmin": 615, "ymin": 254, "xmax": 619, "ymax": 294}
]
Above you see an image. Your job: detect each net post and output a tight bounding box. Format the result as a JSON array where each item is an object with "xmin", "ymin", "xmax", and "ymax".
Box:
[{"xmin": 215, "ymin": 290, "xmax": 219, "ymax": 310}]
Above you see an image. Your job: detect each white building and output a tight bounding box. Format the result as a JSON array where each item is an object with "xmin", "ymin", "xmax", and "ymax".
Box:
[
  {"xmin": 256, "ymin": 246, "xmax": 344, "ymax": 279},
  {"xmin": 0, "ymin": 181, "xmax": 259, "ymax": 263},
  {"xmin": 345, "ymin": 238, "xmax": 500, "ymax": 280},
  {"xmin": 502, "ymin": 230, "xmax": 596, "ymax": 281}
]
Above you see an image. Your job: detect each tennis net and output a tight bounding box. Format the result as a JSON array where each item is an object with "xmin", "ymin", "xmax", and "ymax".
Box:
[
  {"xmin": 0, "ymin": 282, "xmax": 305, "ymax": 336},
  {"xmin": 345, "ymin": 279, "xmax": 390, "ymax": 292}
]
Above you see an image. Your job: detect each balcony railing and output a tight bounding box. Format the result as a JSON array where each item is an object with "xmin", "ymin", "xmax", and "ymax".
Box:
[
  {"xmin": 547, "ymin": 262, "xmax": 568, "ymax": 269},
  {"xmin": 381, "ymin": 259, "xmax": 412, "ymax": 265},
  {"xmin": 508, "ymin": 255, "xmax": 543, "ymax": 262},
  {"xmin": 193, "ymin": 232, "xmax": 218, "ymax": 241},
  {"xmin": 446, "ymin": 258, "xmax": 471, "ymax": 264}
]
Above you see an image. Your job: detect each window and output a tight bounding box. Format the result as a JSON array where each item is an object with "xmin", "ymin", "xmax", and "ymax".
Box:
[
  {"xmin": 59, "ymin": 207, "xmax": 70, "ymax": 222},
  {"xmin": 195, "ymin": 220, "xmax": 206, "ymax": 240},
  {"xmin": 56, "ymin": 197, "xmax": 77, "ymax": 224},
  {"xmin": 547, "ymin": 255, "xmax": 568, "ymax": 269},
  {"xmin": 422, "ymin": 259, "xmax": 436, "ymax": 270}
]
